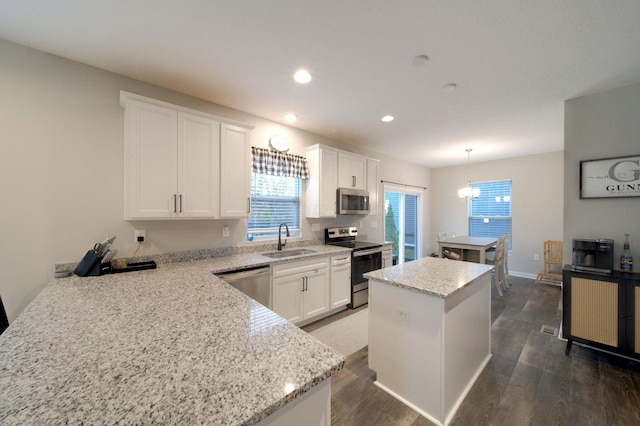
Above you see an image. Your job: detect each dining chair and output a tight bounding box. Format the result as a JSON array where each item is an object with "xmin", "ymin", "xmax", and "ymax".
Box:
[
  {"xmin": 489, "ymin": 236, "xmax": 505, "ymax": 296},
  {"xmin": 0, "ymin": 294, "xmax": 9, "ymax": 335},
  {"xmin": 502, "ymin": 234, "xmax": 510, "ymax": 289}
]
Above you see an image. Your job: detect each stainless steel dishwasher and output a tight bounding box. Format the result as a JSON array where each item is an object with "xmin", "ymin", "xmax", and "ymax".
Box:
[{"xmin": 215, "ymin": 266, "xmax": 271, "ymax": 309}]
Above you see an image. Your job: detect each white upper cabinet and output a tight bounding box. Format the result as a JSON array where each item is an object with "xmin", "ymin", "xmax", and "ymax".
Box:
[
  {"xmin": 177, "ymin": 112, "xmax": 220, "ymax": 218},
  {"xmin": 121, "ymin": 92, "xmax": 252, "ymax": 220},
  {"xmin": 338, "ymin": 151, "xmax": 367, "ymax": 190},
  {"xmin": 220, "ymin": 123, "xmax": 251, "ymax": 218},
  {"xmin": 367, "ymin": 158, "xmax": 380, "ymax": 216},
  {"xmin": 305, "ymin": 145, "xmax": 338, "ymax": 218},
  {"xmin": 306, "ymin": 144, "xmax": 379, "ymax": 218}
]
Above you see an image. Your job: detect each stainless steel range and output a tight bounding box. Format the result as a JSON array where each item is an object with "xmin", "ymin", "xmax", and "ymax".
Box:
[{"xmin": 325, "ymin": 227, "xmax": 382, "ymax": 308}]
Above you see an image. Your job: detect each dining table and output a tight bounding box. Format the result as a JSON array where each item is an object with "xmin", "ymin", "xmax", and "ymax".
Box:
[{"xmin": 438, "ymin": 236, "xmax": 498, "ymax": 264}]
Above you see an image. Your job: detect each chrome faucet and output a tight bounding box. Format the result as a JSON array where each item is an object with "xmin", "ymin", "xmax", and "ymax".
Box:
[{"xmin": 277, "ymin": 223, "xmax": 290, "ymax": 251}]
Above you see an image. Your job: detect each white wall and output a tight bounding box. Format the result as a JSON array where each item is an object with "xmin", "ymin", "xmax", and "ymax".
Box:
[
  {"xmin": 0, "ymin": 39, "xmax": 431, "ymax": 321},
  {"xmin": 564, "ymin": 82, "xmax": 640, "ymax": 270},
  {"xmin": 431, "ymin": 152, "xmax": 564, "ymax": 277}
]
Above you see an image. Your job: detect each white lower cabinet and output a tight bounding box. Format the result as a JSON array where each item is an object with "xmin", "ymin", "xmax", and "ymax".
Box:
[
  {"xmin": 330, "ymin": 254, "xmax": 351, "ymax": 308},
  {"xmin": 381, "ymin": 243, "xmax": 393, "ymax": 268},
  {"xmin": 272, "ymin": 257, "xmax": 330, "ymax": 325}
]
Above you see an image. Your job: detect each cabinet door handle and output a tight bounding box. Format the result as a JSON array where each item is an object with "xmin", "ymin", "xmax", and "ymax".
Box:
[
  {"xmin": 301, "ymin": 277, "xmax": 305, "ymax": 292},
  {"xmin": 352, "ymin": 176, "xmax": 356, "ymax": 187},
  {"xmin": 179, "ymin": 194, "xmax": 183, "ymax": 213},
  {"xmin": 173, "ymin": 194, "xmax": 177, "ymax": 213},
  {"xmin": 247, "ymin": 197, "xmax": 251, "ymax": 214}
]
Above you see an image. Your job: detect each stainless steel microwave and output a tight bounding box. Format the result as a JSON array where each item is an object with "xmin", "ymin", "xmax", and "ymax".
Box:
[{"xmin": 337, "ymin": 188, "xmax": 370, "ymax": 215}]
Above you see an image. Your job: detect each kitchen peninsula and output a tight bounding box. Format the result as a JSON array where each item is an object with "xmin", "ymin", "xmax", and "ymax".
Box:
[
  {"xmin": 365, "ymin": 257, "xmax": 493, "ymax": 426},
  {"xmin": 0, "ymin": 248, "xmax": 347, "ymax": 425}
]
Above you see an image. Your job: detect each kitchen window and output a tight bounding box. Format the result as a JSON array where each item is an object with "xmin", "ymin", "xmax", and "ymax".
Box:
[
  {"xmin": 468, "ymin": 180, "xmax": 512, "ymax": 248},
  {"xmin": 247, "ymin": 147, "xmax": 309, "ymax": 242}
]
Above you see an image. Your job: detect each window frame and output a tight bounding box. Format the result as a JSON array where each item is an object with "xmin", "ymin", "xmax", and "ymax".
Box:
[
  {"xmin": 247, "ymin": 172, "xmax": 302, "ymax": 242},
  {"xmin": 467, "ymin": 179, "xmax": 512, "ymax": 249}
]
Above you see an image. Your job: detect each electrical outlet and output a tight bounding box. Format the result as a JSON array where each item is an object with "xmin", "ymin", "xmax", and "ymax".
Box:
[
  {"xmin": 222, "ymin": 225, "xmax": 230, "ymax": 237},
  {"xmin": 135, "ymin": 229, "xmax": 146, "ymax": 243},
  {"xmin": 534, "ymin": 253, "xmax": 540, "ymax": 261},
  {"xmin": 396, "ymin": 308, "xmax": 410, "ymax": 322}
]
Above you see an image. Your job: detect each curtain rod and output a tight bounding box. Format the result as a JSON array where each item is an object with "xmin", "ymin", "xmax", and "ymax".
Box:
[{"xmin": 380, "ymin": 180, "xmax": 427, "ymax": 190}]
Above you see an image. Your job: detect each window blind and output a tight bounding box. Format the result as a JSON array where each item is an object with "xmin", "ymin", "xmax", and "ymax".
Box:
[
  {"xmin": 247, "ymin": 173, "xmax": 301, "ymax": 241},
  {"xmin": 469, "ymin": 180, "xmax": 512, "ymax": 248}
]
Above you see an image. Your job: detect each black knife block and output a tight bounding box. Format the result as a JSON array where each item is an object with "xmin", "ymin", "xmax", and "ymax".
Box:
[{"xmin": 73, "ymin": 251, "xmax": 112, "ymax": 277}]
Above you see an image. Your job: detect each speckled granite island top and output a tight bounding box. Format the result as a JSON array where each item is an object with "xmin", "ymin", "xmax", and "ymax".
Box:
[
  {"xmin": 365, "ymin": 256, "xmax": 494, "ymax": 298},
  {"xmin": 0, "ymin": 247, "xmax": 348, "ymax": 425}
]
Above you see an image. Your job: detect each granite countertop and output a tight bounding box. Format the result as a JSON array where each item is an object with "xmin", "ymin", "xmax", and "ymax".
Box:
[
  {"xmin": 364, "ymin": 256, "xmax": 493, "ymax": 298},
  {"xmin": 0, "ymin": 246, "xmax": 349, "ymax": 425}
]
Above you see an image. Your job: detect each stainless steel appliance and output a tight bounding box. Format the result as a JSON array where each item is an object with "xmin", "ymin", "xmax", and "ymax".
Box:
[
  {"xmin": 325, "ymin": 227, "xmax": 382, "ymax": 308},
  {"xmin": 571, "ymin": 238, "xmax": 614, "ymax": 274},
  {"xmin": 215, "ymin": 266, "xmax": 271, "ymax": 308},
  {"xmin": 337, "ymin": 188, "xmax": 370, "ymax": 215}
]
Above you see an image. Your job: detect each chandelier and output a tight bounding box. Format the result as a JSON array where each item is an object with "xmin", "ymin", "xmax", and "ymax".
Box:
[{"xmin": 458, "ymin": 149, "xmax": 480, "ymax": 199}]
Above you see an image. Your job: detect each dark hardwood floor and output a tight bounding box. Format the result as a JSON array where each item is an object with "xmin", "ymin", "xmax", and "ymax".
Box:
[{"xmin": 306, "ymin": 276, "xmax": 640, "ymax": 425}]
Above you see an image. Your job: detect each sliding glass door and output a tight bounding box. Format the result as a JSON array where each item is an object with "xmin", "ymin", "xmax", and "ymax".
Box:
[{"xmin": 384, "ymin": 185, "xmax": 421, "ymax": 264}]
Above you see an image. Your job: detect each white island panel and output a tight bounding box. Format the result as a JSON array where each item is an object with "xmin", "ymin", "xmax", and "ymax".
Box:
[{"xmin": 366, "ymin": 257, "xmax": 492, "ymax": 426}]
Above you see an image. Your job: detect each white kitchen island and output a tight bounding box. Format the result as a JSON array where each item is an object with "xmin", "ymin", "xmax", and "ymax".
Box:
[{"xmin": 364, "ymin": 257, "xmax": 493, "ymax": 426}]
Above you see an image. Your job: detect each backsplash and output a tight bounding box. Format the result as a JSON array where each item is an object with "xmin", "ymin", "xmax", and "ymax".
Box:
[{"xmin": 54, "ymin": 239, "xmax": 324, "ymax": 274}]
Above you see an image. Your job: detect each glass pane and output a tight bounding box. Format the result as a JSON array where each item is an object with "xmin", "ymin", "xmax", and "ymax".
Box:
[
  {"xmin": 404, "ymin": 194, "xmax": 418, "ymax": 262},
  {"xmin": 384, "ymin": 192, "xmax": 401, "ymax": 257},
  {"xmin": 248, "ymin": 173, "xmax": 301, "ymax": 241},
  {"xmin": 469, "ymin": 180, "xmax": 512, "ymax": 249}
]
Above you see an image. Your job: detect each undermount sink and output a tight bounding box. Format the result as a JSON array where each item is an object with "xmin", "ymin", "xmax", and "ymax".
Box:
[{"xmin": 261, "ymin": 249, "xmax": 317, "ymax": 259}]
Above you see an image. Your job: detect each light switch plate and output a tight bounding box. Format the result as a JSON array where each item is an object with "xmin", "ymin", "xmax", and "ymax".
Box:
[{"xmin": 222, "ymin": 225, "xmax": 230, "ymax": 237}]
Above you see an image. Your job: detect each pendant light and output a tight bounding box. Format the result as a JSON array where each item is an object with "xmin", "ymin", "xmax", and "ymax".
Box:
[{"xmin": 458, "ymin": 149, "xmax": 480, "ymax": 200}]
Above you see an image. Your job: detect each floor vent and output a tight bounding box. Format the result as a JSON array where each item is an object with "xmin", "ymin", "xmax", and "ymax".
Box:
[{"xmin": 540, "ymin": 324, "xmax": 558, "ymax": 336}]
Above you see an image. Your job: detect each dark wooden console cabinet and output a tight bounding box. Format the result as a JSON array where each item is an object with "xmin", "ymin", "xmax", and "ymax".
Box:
[{"xmin": 563, "ymin": 266, "xmax": 640, "ymax": 359}]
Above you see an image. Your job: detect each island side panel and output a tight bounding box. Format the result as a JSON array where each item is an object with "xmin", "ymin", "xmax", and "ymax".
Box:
[
  {"xmin": 368, "ymin": 278, "xmax": 446, "ymax": 422},
  {"xmin": 443, "ymin": 273, "xmax": 492, "ymax": 423}
]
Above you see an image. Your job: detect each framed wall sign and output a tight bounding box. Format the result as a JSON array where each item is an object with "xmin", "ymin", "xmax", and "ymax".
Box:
[{"xmin": 580, "ymin": 154, "xmax": 640, "ymax": 199}]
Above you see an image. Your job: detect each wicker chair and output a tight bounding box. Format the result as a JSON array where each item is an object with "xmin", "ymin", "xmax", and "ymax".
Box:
[{"xmin": 535, "ymin": 240, "xmax": 563, "ymax": 287}]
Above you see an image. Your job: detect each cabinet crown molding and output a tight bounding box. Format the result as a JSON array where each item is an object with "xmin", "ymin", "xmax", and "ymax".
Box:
[{"xmin": 120, "ymin": 91, "xmax": 254, "ymax": 130}]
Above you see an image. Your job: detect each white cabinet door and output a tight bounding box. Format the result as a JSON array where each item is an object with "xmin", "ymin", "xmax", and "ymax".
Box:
[
  {"xmin": 338, "ymin": 152, "xmax": 366, "ymax": 190},
  {"xmin": 303, "ymin": 268, "xmax": 330, "ymax": 319},
  {"xmin": 330, "ymin": 261, "xmax": 351, "ymax": 308},
  {"xmin": 124, "ymin": 100, "xmax": 178, "ymax": 219},
  {"xmin": 367, "ymin": 158, "xmax": 379, "ymax": 216},
  {"xmin": 220, "ymin": 123, "xmax": 251, "ymax": 218},
  {"xmin": 272, "ymin": 273, "xmax": 305, "ymax": 324},
  {"xmin": 305, "ymin": 145, "xmax": 338, "ymax": 218},
  {"xmin": 381, "ymin": 245, "xmax": 393, "ymax": 268},
  {"xmin": 177, "ymin": 112, "xmax": 220, "ymax": 218}
]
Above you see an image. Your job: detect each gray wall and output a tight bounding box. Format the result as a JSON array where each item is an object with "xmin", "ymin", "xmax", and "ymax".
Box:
[
  {"xmin": 0, "ymin": 38, "xmax": 431, "ymax": 321},
  {"xmin": 431, "ymin": 152, "xmax": 564, "ymax": 277},
  {"xmin": 564, "ymin": 83, "xmax": 640, "ymax": 270}
]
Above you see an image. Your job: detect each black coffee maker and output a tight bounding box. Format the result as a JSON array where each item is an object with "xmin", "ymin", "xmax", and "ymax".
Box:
[{"xmin": 572, "ymin": 238, "xmax": 614, "ymax": 274}]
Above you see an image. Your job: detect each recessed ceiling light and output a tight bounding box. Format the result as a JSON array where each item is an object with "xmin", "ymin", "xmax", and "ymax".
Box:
[
  {"xmin": 443, "ymin": 83, "xmax": 457, "ymax": 92},
  {"xmin": 412, "ymin": 55, "xmax": 429, "ymax": 66},
  {"xmin": 284, "ymin": 113, "xmax": 297, "ymax": 122},
  {"xmin": 381, "ymin": 115, "xmax": 394, "ymax": 122},
  {"xmin": 293, "ymin": 69, "xmax": 312, "ymax": 84}
]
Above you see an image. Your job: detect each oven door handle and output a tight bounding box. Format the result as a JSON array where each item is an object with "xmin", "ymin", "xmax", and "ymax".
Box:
[{"xmin": 353, "ymin": 248, "xmax": 382, "ymax": 257}]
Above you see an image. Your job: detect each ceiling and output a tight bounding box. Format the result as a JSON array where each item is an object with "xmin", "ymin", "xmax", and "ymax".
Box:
[{"xmin": 2, "ymin": 1, "xmax": 640, "ymax": 168}]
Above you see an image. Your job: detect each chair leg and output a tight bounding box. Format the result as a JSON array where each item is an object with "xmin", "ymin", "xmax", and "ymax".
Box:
[{"xmin": 494, "ymin": 263, "xmax": 504, "ymax": 297}]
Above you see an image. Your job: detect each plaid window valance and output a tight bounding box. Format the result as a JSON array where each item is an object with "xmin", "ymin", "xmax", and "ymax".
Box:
[{"xmin": 251, "ymin": 147, "xmax": 310, "ymax": 179}]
